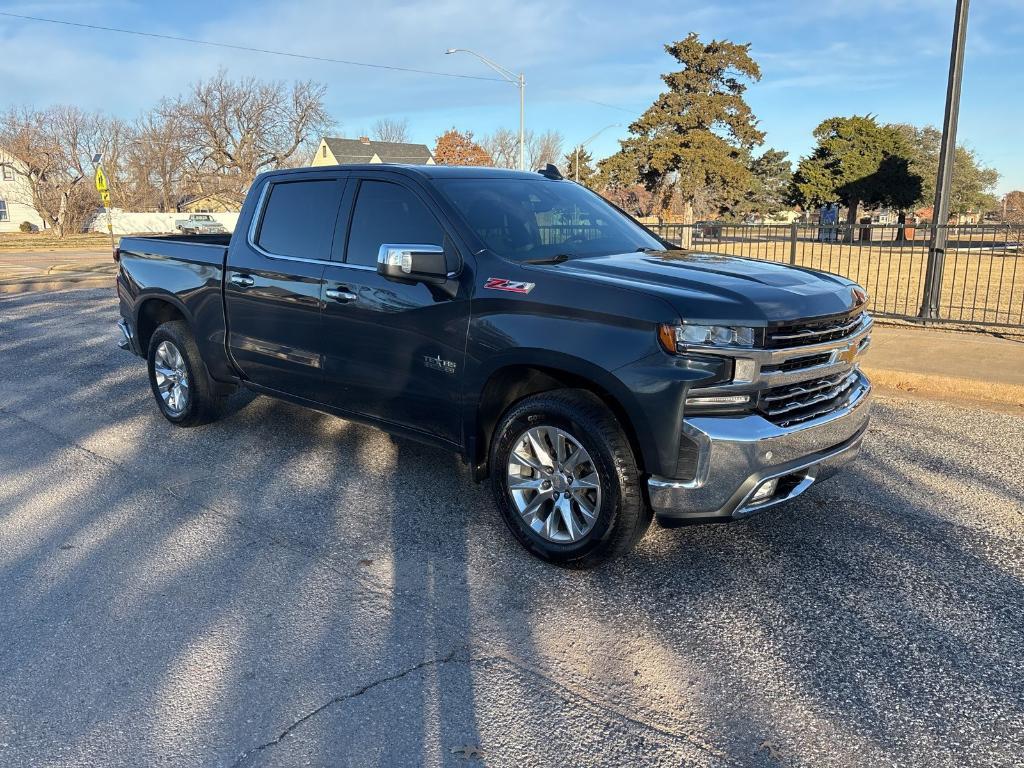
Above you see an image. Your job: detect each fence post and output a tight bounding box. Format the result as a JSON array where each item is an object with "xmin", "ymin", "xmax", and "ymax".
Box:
[{"xmin": 789, "ymin": 222, "xmax": 798, "ymax": 264}]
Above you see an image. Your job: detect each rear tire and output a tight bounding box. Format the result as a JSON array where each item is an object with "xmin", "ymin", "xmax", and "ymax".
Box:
[
  {"xmin": 489, "ymin": 389, "xmax": 651, "ymax": 567},
  {"xmin": 147, "ymin": 320, "xmax": 229, "ymax": 427}
]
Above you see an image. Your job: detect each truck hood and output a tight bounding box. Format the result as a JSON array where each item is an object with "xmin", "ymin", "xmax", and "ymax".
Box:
[{"xmin": 551, "ymin": 250, "xmax": 862, "ymax": 324}]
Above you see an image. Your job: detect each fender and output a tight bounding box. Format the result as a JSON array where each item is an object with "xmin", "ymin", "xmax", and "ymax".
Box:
[
  {"xmin": 133, "ymin": 288, "xmax": 197, "ymax": 334},
  {"xmin": 464, "ymin": 347, "xmax": 663, "ymax": 477}
]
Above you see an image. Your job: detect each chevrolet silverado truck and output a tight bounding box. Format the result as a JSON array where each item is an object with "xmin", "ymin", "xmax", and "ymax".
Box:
[{"xmin": 115, "ymin": 164, "xmax": 872, "ymax": 566}]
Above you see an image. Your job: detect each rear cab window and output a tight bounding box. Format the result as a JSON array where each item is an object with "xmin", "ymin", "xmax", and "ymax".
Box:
[{"xmin": 256, "ymin": 179, "xmax": 344, "ymax": 260}]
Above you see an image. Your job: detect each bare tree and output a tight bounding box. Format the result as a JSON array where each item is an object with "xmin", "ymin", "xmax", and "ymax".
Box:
[
  {"xmin": 0, "ymin": 105, "xmax": 110, "ymax": 236},
  {"xmin": 162, "ymin": 70, "xmax": 332, "ymax": 197},
  {"xmin": 481, "ymin": 128, "xmax": 519, "ymax": 169},
  {"xmin": 527, "ymin": 129, "xmax": 564, "ymax": 170},
  {"xmin": 371, "ymin": 117, "xmax": 410, "ymax": 144},
  {"xmin": 481, "ymin": 128, "xmax": 564, "ymax": 170},
  {"xmin": 124, "ymin": 112, "xmax": 187, "ymax": 211}
]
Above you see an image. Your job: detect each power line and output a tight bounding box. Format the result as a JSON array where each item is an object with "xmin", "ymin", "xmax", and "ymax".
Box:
[
  {"xmin": 0, "ymin": 11, "xmax": 507, "ymax": 83},
  {"xmin": 0, "ymin": 10, "xmax": 640, "ymax": 115},
  {"xmin": 572, "ymin": 97, "xmax": 638, "ymax": 114}
]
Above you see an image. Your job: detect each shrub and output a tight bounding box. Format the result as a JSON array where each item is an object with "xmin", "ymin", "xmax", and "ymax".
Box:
[{"xmin": 19, "ymin": 221, "xmax": 36, "ymax": 233}]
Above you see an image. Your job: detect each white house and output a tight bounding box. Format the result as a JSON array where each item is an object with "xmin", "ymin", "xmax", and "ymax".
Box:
[{"xmin": 0, "ymin": 148, "xmax": 45, "ymax": 233}]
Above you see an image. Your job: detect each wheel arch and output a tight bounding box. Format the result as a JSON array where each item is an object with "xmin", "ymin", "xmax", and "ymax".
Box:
[
  {"xmin": 468, "ymin": 353, "xmax": 653, "ymax": 482},
  {"xmin": 134, "ymin": 292, "xmax": 192, "ymax": 354}
]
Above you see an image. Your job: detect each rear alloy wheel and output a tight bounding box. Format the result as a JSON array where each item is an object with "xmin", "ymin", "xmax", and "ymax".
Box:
[
  {"xmin": 147, "ymin": 320, "xmax": 230, "ymax": 427},
  {"xmin": 153, "ymin": 340, "xmax": 190, "ymax": 416},
  {"xmin": 490, "ymin": 389, "xmax": 651, "ymax": 567}
]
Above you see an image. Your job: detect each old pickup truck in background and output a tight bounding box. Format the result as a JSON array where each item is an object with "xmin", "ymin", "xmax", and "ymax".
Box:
[
  {"xmin": 115, "ymin": 164, "xmax": 872, "ymax": 566},
  {"xmin": 174, "ymin": 213, "xmax": 228, "ymax": 235}
]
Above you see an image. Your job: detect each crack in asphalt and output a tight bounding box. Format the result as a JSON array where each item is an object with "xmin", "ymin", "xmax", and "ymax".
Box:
[{"xmin": 228, "ymin": 648, "xmax": 465, "ymax": 768}]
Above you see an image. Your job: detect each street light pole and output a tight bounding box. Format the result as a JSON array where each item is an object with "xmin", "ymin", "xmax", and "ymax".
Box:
[
  {"xmin": 445, "ymin": 48, "xmax": 525, "ymax": 170},
  {"xmin": 573, "ymin": 124, "xmax": 621, "ymax": 183},
  {"xmin": 920, "ymin": 0, "xmax": 970, "ymax": 321}
]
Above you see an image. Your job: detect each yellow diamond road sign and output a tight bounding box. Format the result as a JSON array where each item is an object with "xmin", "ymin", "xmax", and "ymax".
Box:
[{"xmin": 94, "ymin": 167, "xmax": 108, "ymax": 193}]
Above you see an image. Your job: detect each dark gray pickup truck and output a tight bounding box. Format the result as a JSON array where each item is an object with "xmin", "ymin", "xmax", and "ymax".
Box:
[{"xmin": 115, "ymin": 164, "xmax": 872, "ymax": 566}]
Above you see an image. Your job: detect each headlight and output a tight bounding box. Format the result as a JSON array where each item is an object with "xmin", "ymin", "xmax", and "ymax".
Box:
[{"xmin": 658, "ymin": 323, "xmax": 757, "ymax": 353}]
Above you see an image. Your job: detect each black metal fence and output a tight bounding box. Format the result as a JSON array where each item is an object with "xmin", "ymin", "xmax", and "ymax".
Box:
[{"xmin": 648, "ymin": 222, "xmax": 1024, "ymax": 329}]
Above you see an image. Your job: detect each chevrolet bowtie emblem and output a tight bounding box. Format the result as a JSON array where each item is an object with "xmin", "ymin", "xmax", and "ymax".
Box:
[{"xmin": 837, "ymin": 345, "xmax": 859, "ymax": 365}]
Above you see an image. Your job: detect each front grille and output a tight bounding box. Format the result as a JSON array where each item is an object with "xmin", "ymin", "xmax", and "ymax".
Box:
[
  {"xmin": 758, "ymin": 370, "xmax": 860, "ymax": 427},
  {"xmin": 761, "ymin": 352, "xmax": 832, "ymax": 374},
  {"xmin": 766, "ymin": 310, "xmax": 865, "ymax": 348}
]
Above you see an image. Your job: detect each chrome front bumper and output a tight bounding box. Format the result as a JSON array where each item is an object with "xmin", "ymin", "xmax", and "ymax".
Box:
[{"xmin": 648, "ymin": 370, "xmax": 872, "ymax": 521}]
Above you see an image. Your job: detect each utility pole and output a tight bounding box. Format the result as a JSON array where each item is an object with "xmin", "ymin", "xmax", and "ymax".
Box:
[{"xmin": 920, "ymin": 0, "xmax": 970, "ymax": 321}]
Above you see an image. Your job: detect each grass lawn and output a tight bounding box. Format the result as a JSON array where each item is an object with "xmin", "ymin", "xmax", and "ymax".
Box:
[{"xmin": 0, "ymin": 232, "xmax": 113, "ymax": 252}]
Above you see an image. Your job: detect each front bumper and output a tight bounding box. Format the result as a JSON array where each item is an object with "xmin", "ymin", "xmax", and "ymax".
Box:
[{"xmin": 648, "ymin": 370, "xmax": 872, "ymax": 521}]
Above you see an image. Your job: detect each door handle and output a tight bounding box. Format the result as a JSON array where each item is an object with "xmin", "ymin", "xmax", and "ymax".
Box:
[
  {"xmin": 230, "ymin": 274, "xmax": 255, "ymax": 288},
  {"xmin": 325, "ymin": 288, "xmax": 358, "ymax": 302}
]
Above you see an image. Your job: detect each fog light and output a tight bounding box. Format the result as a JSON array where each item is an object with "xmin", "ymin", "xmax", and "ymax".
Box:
[
  {"xmin": 751, "ymin": 478, "xmax": 778, "ymax": 503},
  {"xmin": 684, "ymin": 394, "xmax": 751, "ymax": 407}
]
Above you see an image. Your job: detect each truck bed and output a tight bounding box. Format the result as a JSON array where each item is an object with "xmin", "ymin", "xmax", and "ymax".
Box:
[{"xmin": 124, "ymin": 232, "xmax": 232, "ymax": 248}]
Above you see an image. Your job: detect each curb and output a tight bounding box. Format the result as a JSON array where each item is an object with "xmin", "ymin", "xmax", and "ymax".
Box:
[
  {"xmin": 0, "ymin": 275, "xmax": 114, "ymax": 296},
  {"xmin": 863, "ymin": 366, "xmax": 1024, "ymax": 410}
]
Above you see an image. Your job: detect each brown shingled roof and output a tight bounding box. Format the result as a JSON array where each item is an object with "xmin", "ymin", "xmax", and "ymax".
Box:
[{"xmin": 323, "ymin": 137, "xmax": 433, "ymax": 165}]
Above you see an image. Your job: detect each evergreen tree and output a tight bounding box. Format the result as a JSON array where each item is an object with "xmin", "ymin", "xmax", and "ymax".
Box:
[{"xmin": 597, "ymin": 33, "xmax": 764, "ymax": 239}]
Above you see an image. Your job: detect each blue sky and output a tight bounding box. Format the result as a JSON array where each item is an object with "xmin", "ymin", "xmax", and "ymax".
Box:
[{"xmin": 1, "ymin": 0, "xmax": 1021, "ymax": 194}]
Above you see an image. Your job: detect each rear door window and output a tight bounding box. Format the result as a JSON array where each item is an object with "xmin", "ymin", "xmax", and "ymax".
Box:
[{"xmin": 256, "ymin": 179, "xmax": 344, "ymax": 260}]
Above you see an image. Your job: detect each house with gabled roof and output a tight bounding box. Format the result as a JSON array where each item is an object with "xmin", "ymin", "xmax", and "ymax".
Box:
[
  {"xmin": 0, "ymin": 147, "xmax": 45, "ymax": 232},
  {"xmin": 310, "ymin": 136, "xmax": 435, "ymax": 167}
]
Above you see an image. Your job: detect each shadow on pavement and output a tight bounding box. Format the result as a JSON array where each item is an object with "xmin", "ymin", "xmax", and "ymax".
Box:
[{"xmin": 0, "ymin": 288, "xmax": 1021, "ymax": 766}]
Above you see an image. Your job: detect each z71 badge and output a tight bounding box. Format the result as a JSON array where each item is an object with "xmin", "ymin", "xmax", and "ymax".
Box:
[{"xmin": 484, "ymin": 277, "xmax": 535, "ymax": 294}]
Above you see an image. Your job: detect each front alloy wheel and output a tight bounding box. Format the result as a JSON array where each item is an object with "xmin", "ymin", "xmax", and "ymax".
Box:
[
  {"xmin": 490, "ymin": 389, "xmax": 651, "ymax": 567},
  {"xmin": 507, "ymin": 426, "xmax": 602, "ymax": 543}
]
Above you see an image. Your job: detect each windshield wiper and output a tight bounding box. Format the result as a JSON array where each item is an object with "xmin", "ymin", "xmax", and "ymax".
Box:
[{"xmin": 521, "ymin": 253, "xmax": 572, "ymax": 265}]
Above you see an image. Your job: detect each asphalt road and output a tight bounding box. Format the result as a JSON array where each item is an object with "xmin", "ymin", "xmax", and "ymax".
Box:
[
  {"xmin": 0, "ymin": 249, "xmax": 116, "ymax": 294},
  {"xmin": 1, "ymin": 287, "xmax": 1022, "ymax": 767}
]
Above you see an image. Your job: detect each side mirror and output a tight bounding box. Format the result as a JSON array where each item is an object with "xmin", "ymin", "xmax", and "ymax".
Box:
[{"xmin": 377, "ymin": 243, "xmax": 450, "ymax": 283}]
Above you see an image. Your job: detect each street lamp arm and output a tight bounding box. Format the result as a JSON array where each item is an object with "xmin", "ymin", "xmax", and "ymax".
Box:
[
  {"xmin": 579, "ymin": 124, "xmax": 622, "ymax": 149},
  {"xmin": 445, "ymin": 47, "xmax": 527, "ymax": 170},
  {"xmin": 445, "ymin": 48, "xmax": 520, "ymax": 84}
]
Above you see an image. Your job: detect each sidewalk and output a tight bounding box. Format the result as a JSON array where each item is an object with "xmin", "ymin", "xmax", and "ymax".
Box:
[{"xmin": 863, "ymin": 323, "xmax": 1024, "ymax": 409}]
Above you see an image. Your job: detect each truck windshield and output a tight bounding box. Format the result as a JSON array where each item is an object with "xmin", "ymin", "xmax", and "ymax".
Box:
[{"xmin": 435, "ymin": 178, "xmax": 663, "ymax": 262}]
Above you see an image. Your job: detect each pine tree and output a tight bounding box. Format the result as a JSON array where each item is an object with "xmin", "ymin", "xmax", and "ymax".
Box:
[{"xmin": 597, "ymin": 34, "xmax": 764, "ymax": 240}]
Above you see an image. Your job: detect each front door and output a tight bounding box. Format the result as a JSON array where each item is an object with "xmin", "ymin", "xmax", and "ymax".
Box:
[
  {"xmin": 224, "ymin": 173, "xmax": 346, "ymax": 399},
  {"xmin": 318, "ymin": 175, "xmax": 470, "ymax": 446}
]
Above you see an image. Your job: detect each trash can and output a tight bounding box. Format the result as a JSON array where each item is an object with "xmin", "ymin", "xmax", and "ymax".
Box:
[{"xmin": 859, "ymin": 217, "xmax": 872, "ymax": 242}]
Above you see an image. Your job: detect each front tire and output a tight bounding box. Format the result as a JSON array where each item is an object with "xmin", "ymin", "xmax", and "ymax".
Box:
[
  {"xmin": 147, "ymin": 320, "xmax": 228, "ymax": 427},
  {"xmin": 489, "ymin": 389, "xmax": 651, "ymax": 567}
]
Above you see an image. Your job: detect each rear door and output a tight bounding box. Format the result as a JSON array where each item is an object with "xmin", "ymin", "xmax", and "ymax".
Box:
[
  {"xmin": 318, "ymin": 173, "xmax": 471, "ymax": 446},
  {"xmin": 225, "ymin": 172, "xmax": 347, "ymax": 399}
]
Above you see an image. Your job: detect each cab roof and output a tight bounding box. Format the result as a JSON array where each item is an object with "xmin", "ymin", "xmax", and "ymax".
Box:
[{"xmin": 262, "ymin": 164, "xmax": 556, "ymax": 183}]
